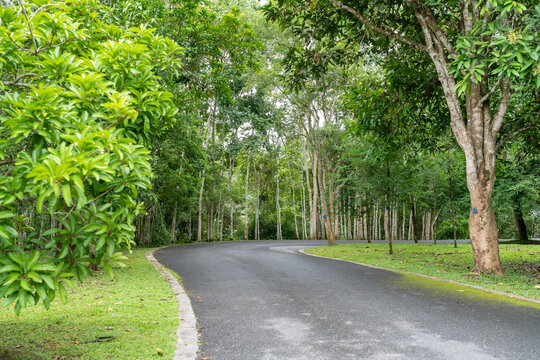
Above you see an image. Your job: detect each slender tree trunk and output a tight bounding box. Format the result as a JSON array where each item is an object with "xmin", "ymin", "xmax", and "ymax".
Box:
[
  {"xmin": 365, "ymin": 202, "xmax": 371, "ymax": 243},
  {"xmin": 171, "ymin": 202, "xmax": 177, "ymax": 244},
  {"xmin": 188, "ymin": 212, "xmax": 192, "ymax": 241},
  {"xmin": 384, "ymin": 195, "xmax": 392, "ymax": 255},
  {"xmin": 431, "ymin": 207, "xmax": 442, "ymax": 243},
  {"xmin": 244, "ymin": 151, "xmax": 251, "ymax": 241},
  {"xmin": 425, "ymin": 210, "xmax": 431, "ymax": 242},
  {"xmin": 347, "ymin": 196, "xmax": 352, "ymax": 240},
  {"xmin": 286, "ymin": 152, "xmax": 299, "ymax": 239},
  {"xmin": 207, "ymin": 206, "xmax": 213, "ymax": 242},
  {"xmin": 317, "ymin": 158, "xmax": 334, "ymax": 245},
  {"xmin": 450, "ymin": 176, "xmax": 457, "ymax": 247},
  {"xmin": 402, "ymin": 203, "xmax": 406, "ymax": 240},
  {"xmin": 411, "ymin": 197, "xmax": 419, "ymax": 243},
  {"xmin": 301, "ymin": 171, "xmax": 308, "ymax": 240},
  {"xmin": 310, "ymin": 151, "xmax": 319, "ymax": 240},
  {"xmin": 197, "ymin": 171, "xmax": 205, "ymax": 242},
  {"xmin": 276, "ymin": 173, "xmax": 282, "ymax": 240}
]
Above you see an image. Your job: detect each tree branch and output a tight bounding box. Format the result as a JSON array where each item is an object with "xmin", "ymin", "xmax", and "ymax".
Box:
[
  {"xmin": 475, "ymin": 77, "xmax": 503, "ymax": 109},
  {"xmin": 0, "ymin": 159, "xmax": 15, "ymax": 166},
  {"xmin": 496, "ymin": 121, "xmax": 538, "ymax": 153},
  {"xmin": 492, "ymin": 77, "xmax": 511, "ymax": 137},
  {"xmin": 329, "ymin": 0, "xmax": 427, "ymax": 52},
  {"xmin": 406, "ymin": 0, "xmax": 457, "ymax": 57}
]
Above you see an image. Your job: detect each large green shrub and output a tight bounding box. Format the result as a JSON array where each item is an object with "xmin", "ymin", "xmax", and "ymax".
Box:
[{"xmin": 0, "ymin": 0, "xmax": 181, "ymax": 314}]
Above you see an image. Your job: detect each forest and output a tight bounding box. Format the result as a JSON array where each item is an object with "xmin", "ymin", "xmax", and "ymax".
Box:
[{"xmin": 0, "ymin": 0, "xmax": 539, "ymax": 314}]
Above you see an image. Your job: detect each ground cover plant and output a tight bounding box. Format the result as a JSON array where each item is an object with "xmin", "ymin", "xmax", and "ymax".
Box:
[
  {"xmin": 0, "ymin": 249, "xmax": 177, "ymax": 360},
  {"xmin": 306, "ymin": 243, "xmax": 540, "ymax": 300}
]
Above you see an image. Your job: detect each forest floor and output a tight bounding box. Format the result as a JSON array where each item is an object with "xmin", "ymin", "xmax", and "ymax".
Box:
[
  {"xmin": 0, "ymin": 249, "xmax": 177, "ymax": 360},
  {"xmin": 305, "ymin": 242, "xmax": 540, "ymax": 300}
]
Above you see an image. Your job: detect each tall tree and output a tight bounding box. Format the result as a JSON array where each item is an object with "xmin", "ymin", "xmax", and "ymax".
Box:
[{"xmin": 265, "ymin": 0, "xmax": 540, "ymax": 273}]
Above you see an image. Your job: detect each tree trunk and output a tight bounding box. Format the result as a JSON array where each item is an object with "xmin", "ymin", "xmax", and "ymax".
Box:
[
  {"xmin": 384, "ymin": 195, "xmax": 392, "ymax": 254},
  {"xmin": 513, "ymin": 204, "xmax": 529, "ymax": 244},
  {"xmin": 276, "ymin": 173, "xmax": 282, "ymax": 240},
  {"xmin": 301, "ymin": 171, "xmax": 308, "ymax": 240},
  {"xmin": 468, "ymin": 183, "xmax": 502, "ymax": 274},
  {"xmin": 317, "ymin": 158, "xmax": 334, "ymax": 245},
  {"xmin": 197, "ymin": 171, "xmax": 205, "ymax": 242},
  {"xmin": 171, "ymin": 202, "xmax": 177, "ymax": 244},
  {"xmin": 310, "ymin": 151, "xmax": 319, "ymax": 240},
  {"xmin": 402, "ymin": 203, "xmax": 406, "ymax": 240},
  {"xmin": 244, "ymin": 151, "xmax": 251, "ymax": 241},
  {"xmin": 431, "ymin": 207, "xmax": 442, "ymax": 244},
  {"xmin": 450, "ymin": 176, "xmax": 457, "ymax": 248},
  {"xmin": 365, "ymin": 202, "xmax": 370, "ymax": 243},
  {"xmin": 411, "ymin": 198, "xmax": 419, "ymax": 243},
  {"xmin": 286, "ymin": 152, "xmax": 299, "ymax": 239}
]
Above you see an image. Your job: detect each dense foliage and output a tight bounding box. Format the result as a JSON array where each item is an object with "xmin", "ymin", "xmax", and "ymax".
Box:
[
  {"xmin": 0, "ymin": 0, "xmax": 181, "ymax": 314},
  {"xmin": 1, "ymin": 0, "xmax": 538, "ymax": 312}
]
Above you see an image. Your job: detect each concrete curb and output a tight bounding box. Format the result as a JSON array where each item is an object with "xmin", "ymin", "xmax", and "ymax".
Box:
[
  {"xmin": 298, "ymin": 248, "xmax": 540, "ymax": 306},
  {"xmin": 146, "ymin": 249, "xmax": 199, "ymax": 360}
]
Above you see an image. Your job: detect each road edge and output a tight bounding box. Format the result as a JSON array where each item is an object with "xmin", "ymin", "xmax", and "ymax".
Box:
[
  {"xmin": 298, "ymin": 248, "xmax": 540, "ymax": 305},
  {"xmin": 146, "ymin": 249, "xmax": 199, "ymax": 360}
]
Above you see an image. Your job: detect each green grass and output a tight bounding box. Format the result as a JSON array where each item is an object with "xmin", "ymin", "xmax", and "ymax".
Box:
[
  {"xmin": 306, "ymin": 243, "xmax": 540, "ymax": 300},
  {"xmin": 0, "ymin": 249, "xmax": 178, "ymax": 360}
]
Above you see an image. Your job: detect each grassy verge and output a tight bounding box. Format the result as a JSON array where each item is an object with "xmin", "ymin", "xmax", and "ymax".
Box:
[
  {"xmin": 0, "ymin": 249, "xmax": 178, "ymax": 360},
  {"xmin": 305, "ymin": 243, "xmax": 540, "ymax": 300}
]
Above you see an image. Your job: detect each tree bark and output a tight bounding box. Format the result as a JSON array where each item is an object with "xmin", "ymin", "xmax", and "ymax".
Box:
[
  {"xmin": 197, "ymin": 171, "xmax": 205, "ymax": 242},
  {"xmin": 310, "ymin": 151, "xmax": 319, "ymax": 240},
  {"xmin": 276, "ymin": 173, "xmax": 282, "ymax": 240},
  {"xmin": 450, "ymin": 176, "xmax": 457, "ymax": 248},
  {"xmin": 244, "ymin": 151, "xmax": 251, "ymax": 241},
  {"xmin": 318, "ymin": 158, "xmax": 334, "ymax": 245},
  {"xmin": 384, "ymin": 195, "xmax": 393, "ymax": 254},
  {"xmin": 285, "ymin": 152, "xmax": 299, "ymax": 239},
  {"xmin": 513, "ymin": 204, "xmax": 529, "ymax": 244},
  {"xmin": 171, "ymin": 202, "xmax": 177, "ymax": 244}
]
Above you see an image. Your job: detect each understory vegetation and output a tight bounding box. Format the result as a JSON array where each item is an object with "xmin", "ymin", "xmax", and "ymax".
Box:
[{"xmin": 0, "ymin": 250, "xmax": 177, "ymax": 360}]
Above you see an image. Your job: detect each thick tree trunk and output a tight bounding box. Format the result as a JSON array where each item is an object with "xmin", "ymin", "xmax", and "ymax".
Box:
[
  {"xmin": 416, "ymin": 8, "xmax": 506, "ymax": 273},
  {"xmin": 468, "ymin": 178, "xmax": 502, "ymax": 274}
]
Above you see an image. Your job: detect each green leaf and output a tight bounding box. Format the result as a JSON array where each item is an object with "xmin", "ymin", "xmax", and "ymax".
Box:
[
  {"xmin": 58, "ymin": 283, "xmax": 68, "ymax": 304},
  {"xmin": 0, "ymin": 211, "xmax": 16, "ymax": 220},
  {"xmin": 41, "ymin": 274, "xmax": 55, "ymax": 290},
  {"xmin": 0, "ymin": 264, "xmax": 21, "ymax": 273},
  {"xmin": 61, "ymin": 184, "xmax": 72, "ymax": 205},
  {"xmin": 32, "ymin": 263, "xmax": 56, "ymax": 272},
  {"xmin": 20, "ymin": 278, "xmax": 33, "ymax": 292}
]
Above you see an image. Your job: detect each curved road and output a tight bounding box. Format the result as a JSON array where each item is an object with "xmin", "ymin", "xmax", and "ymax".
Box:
[{"xmin": 155, "ymin": 240, "xmax": 540, "ymax": 360}]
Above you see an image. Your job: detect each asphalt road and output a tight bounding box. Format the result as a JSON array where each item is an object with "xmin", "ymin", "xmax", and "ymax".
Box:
[{"xmin": 155, "ymin": 240, "xmax": 540, "ymax": 360}]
